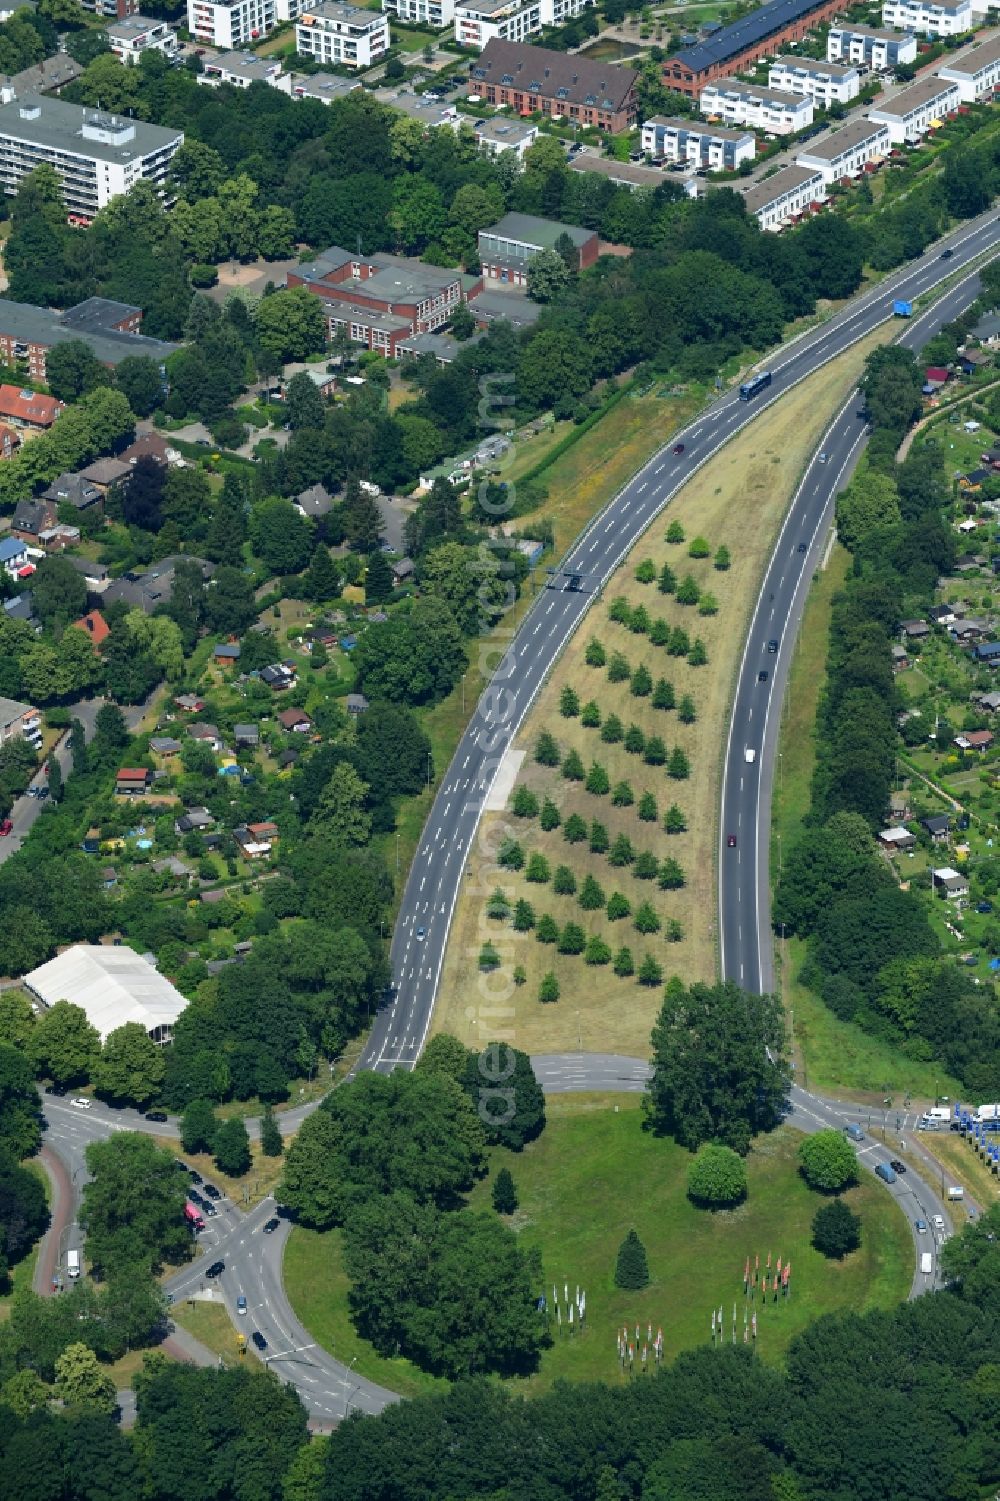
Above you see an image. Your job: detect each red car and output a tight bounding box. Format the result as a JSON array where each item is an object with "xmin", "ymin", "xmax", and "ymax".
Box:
[
  {"xmin": 673, "ymin": 443, "xmax": 685, "ymax": 455},
  {"xmin": 0, "ymin": 819, "xmax": 12, "ymax": 837},
  {"xmin": 727, "ymin": 834, "xmax": 737, "ymax": 848}
]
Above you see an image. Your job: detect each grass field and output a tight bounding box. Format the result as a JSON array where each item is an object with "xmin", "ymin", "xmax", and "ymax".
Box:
[
  {"xmin": 172, "ymin": 1299, "xmax": 247, "ymax": 1365},
  {"xmin": 284, "ymin": 1095, "xmax": 912, "ymax": 1398},
  {"xmin": 154, "ymin": 1136, "xmax": 285, "ymax": 1208},
  {"xmin": 911, "ymin": 1129, "xmax": 1000, "ymax": 1211},
  {"xmin": 434, "ymin": 327, "xmax": 894, "ymax": 1058}
]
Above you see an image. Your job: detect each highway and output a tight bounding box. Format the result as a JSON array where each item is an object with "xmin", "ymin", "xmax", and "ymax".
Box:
[{"xmin": 362, "ymin": 208, "xmax": 1000, "ymax": 1078}]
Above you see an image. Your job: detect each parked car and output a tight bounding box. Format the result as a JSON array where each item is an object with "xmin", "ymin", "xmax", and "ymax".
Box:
[
  {"xmin": 71, "ymin": 1097, "xmax": 92, "ymax": 1110},
  {"xmin": 146, "ymin": 1110, "xmax": 167, "ymax": 1122},
  {"xmin": 203, "ymin": 1184, "xmax": 221, "ymax": 1200}
]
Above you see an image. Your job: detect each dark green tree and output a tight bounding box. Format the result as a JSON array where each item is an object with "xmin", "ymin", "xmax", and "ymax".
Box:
[
  {"xmin": 492, "ymin": 1167, "xmax": 518, "ymax": 1214},
  {"xmin": 614, "ymin": 1228, "xmax": 649, "ymax": 1289},
  {"xmin": 811, "ymin": 1198, "xmax": 862, "ymax": 1258}
]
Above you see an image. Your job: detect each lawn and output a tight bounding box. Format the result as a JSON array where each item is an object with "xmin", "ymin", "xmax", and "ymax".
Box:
[
  {"xmin": 172, "ymin": 1299, "xmax": 246, "ymax": 1365},
  {"xmin": 0, "ymin": 1160, "xmax": 50, "ymax": 1323},
  {"xmin": 914, "ymin": 1129, "xmax": 1000, "ymax": 1210},
  {"xmin": 284, "ymin": 1095, "xmax": 912, "ymax": 1399},
  {"xmin": 434, "ymin": 325, "xmax": 895, "ymax": 1058},
  {"xmin": 153, "ymin": 1136, "xmax": 285, "ymax": 1208}
]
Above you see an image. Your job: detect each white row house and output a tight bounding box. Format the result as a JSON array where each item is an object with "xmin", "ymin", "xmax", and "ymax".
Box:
[
  {"xmin": 768, "ymin": 54, "xmax": 861, "ymax": 107},
  {"xmin": 938, "ymin": 32, "xmax": 1000, "ymax": 100},
  {"xmin": 740, "ymin": 164, "xmax": 826, "ymax": 231},
  {"xmin": 640, "ymin": 114, "xmax": 755, "ymax": 169},
  {"xmin": 383, "ymin": 0, "xmax": 454, "ymax": 23},
  {"xmin": 454, "ymin": 0, "xmax": 594, "ymax": 48},
  {"xmin": 296, "ymin": 0, "xmax": 390, "ymax": 67},
  {"xmin": 882, "ymin": 0, "xmax": 973, "ymax": 36},
  {"xmin": 796, "ymin": 117, "xmax": 891, "ymax": 184},
  {"xmin": 699, "ymin": 78, "xmax": 813, "ymax": 134},
  {"xmin": 868, "ymin": 74, "xmax": 961, "ymax": 141},
  {"xmin": 827, "ymin": 23, "xmax": 918, "ymax": 69}
]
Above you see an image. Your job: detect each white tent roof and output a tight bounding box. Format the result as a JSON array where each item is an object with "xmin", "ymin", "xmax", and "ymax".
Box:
[{"xmin": 24, "ymin": 945, "xmax": 188, "ymax": 1042}]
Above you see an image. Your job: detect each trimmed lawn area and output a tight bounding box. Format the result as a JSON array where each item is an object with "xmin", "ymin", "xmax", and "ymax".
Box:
[
  {"xmin": 172, "ymin": 1299, "xmax": 246, "ymax": 1364},
  {"xmin": 284, "ymin": 1096, "xmax": 912, "ymax": 1399},
  {"xmin": 435, "ymin": 325, "xmax": 895, "ymax": 1058},
  {"xmin": 284, "ymin": 1227, "xmax": 449, "ymax": 1401},
  {"xmin": 913, "ymin": 1129, "xmax": 1000, "ymax": 1211}
]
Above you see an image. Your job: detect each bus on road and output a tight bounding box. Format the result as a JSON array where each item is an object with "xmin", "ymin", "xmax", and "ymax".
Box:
[
  {"xmin": 740, "ymin": 371, "xmax": 773, "ymax": 401},
  {"xmin": 184, "ymin": 1201, "xmax": 205, "ymax": 1232}
]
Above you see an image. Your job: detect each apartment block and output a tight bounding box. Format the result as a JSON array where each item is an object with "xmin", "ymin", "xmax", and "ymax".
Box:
[
  {"xmin": 0, "ymin": 96, "xmax": 182, "ymax": 220},
  {"xmin": 768, "ymin": 54, "xmax": 861, "ymax": 106},
  {"xmin": 662, "ymin": 0, "xmax": 842, "ymax": 96},
  {"xmin": 640, "ymin": 114, "xmax": 755, "ymax": 169},
  {"xmin": 468, "ymin": 40, "xmax": 638, "ymax": 132},
  {"xmin": 81, "ymin": 0, "xmax": 138, "ymax": 18},
  {"xmin": 296, "ymin": 2, "xmax": 390, "ymax": 65},
  {"xmin": 868, "ymin": 73, "xmax": 961, "ymax": 140},
  {"xmin": 699, "ymin": 78, "xmax": 814, "ymax": 134},
  {"xmin": 474, "ymin": 117, "xmax": 538, "ymax": 155},
  {"xmin": 740, "ymin": 163, "xmax": 826, "ymax": 230},
  {"xmin": 938, "ymin": 33, "xmax": 1000, "ymax": 99},
  {"xmin": 198, "ymin": 50, "xmax": 293, "ymax": 89},
  {"xmin": 454, "ymin": 0, "xmax": 594, "ymax": 48},
  {"xmin": 795, "ymin": 117, "xmax": 892, "ymax": 183},
  {"xmin": 0, "ymin": 296, "xmax": 175, "ymax": 381},
  {"xmin": 187, "ymin": 0, "xmax": 277, "ymax": 48},
  {"xmin": 107, "ymin": 15, "xmax": 179, "ymax": 64},
  {"xmin": 827, "ymin": 23, "xmax": 918, "ymax": 68},
  {"xmin": 383, "ymin": 0, "xmax": 454, "ymax": 24},
  {"xmin": 882, "ymin": 0, "xmax": 973, "ymax": 35}
]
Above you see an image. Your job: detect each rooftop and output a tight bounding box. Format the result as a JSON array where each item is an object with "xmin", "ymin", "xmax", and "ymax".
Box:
[
  {"xmin": 567, "ymin": 154, "xmax": 666, "ymax": 188},
  {"xmin": 0, "ymin": 296, "xmax": 176, "ymax": 367},
  {"xmin": 470, "ymin": 39, "xmax": 637, "ymax": 113},
  {"xmin": 740, "ymin": 163, "xmax": 823, "ymax": 212},
  {"xmin": 24, "ymin": 944, "xmax": 188, "ymax": 1042},
  {"xmin": 645, "ymin": 113, "xmax": 754, "ymax": 141},
  {"xmin": 0, "ymin": 93, "xmax": 182, "ymax": 164},
  {"xmin": 0, "ymin": 693, "xmax": 34, "ymax": 726},
  {"xmin": 480, "ymin": 210, "xmax": 595, "ymax": 250},
  {"xmin": 797, "ymin": 117, "xmax": 891, "ymax": 159},
  {"xmin": 674, "ymin": 0, "xmax": 842, "ymax": 74},
  {"xmin": 829, "ymin": 22, "xmax": 913, "ymax": 38},
  {"xmin": 870, "ymin": 74, "xmax": 960, "ymax": 116},
  {"xmin": 474, "ymin": 117, "xmax": 537, "ymax": 144},
  {"xmin": 771, "ymin": 53, "xmax": 857, "ymax": 77},
  {"xmin": 203, "ymin": 50, "xmax": 285, "ymax": 80},
  {"xmin": 702, "ymin": 77, "xmax": 808, "ymax": 107},
  {"xmin": 106, "ymin": 13, "xmax": 173, "ymax": 37},
  {"xmin": 289, "ymin": 71, "xmax": 360, "ymax": 100},
  {"xmin": 939, "ymin": 33, "xmax": 1000, "ymax": 75},
  {"xmin": 299, "ymin": 0, "xmax": 386, "ymax": 24}
]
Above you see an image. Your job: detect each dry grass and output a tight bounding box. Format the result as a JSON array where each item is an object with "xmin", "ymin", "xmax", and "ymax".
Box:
[
  {"xmin": 153, "ymin": 1136, "xmax": 285, "ymax": 1208},
  {"xmin": 434, "ymin": 328, "xmax": 894, "ymax": 1058}
]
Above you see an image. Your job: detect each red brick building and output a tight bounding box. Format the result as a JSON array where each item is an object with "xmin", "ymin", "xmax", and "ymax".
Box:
[
  {"xmin": 469, "ymin": 40, "xmax": 638, "ymax": 133},
  {"xmin": 663, "ymin": 0, "xmax": 843, "ymax": 97},
  {"xmin": 287, "ymin": 250, "xmax": 481, "ymax": 356}
]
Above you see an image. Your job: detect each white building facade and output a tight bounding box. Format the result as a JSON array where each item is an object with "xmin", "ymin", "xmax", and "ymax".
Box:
[
  {"xmin": 699, "ymin": 78, "xmax": 813, "ymax": 134},
  {"xmin": 741, "ymin": 163, "xmax": 826, "ymax": 230},
  {"xmin": 474, "ymin": 117, "xmax": 538, "ymax": 156},
  {"xmin": 454, "ymin": 0, "xmax": 593, "ymax": 47},
  {"xmin": 938, "ymin": 34, "xmax": 1000, "ymax": 100},
  {"xmin": 881, "ymin": 0, "xmax": 973, "ymax": 36},
  {"xmin": 827, "ymin": 24, "xmax": 918, "ymax": 68},
  {"xmin": 198, "ymin": 50, "xmax": 293, "ymax": 89},
  {"xmin": 296, "ymin": 2, "xmax": 391, "ymax": 67},
  {"xmin": 795, "ymin": 117, "xmax": 891, "ymax": 184},
  {"xmin": 187, "ymin": 0, "xmax": 276, "ymax": 48},
  {"xmin": 107, "ymin": 15, "xmax": 179, "ymax": 65},
  {"xmin": 641, "ymin": 114, "xmax": 755, "ymax": 169},
  {"xmin": 868, "ymin": 74, "xmax": 961, "ymax": 140},
  {"xmin": 383, "ymin": 0, "xmax": 454, "ymax": 23},
  {"xmin": 768, "ymin": 54, "xmax": 861, "ymax": 106},
  {"xmin": 0, "ymin": 96, "xmax": 183, "ymax": 218}
]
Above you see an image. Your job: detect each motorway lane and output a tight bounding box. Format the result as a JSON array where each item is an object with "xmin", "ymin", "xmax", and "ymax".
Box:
[
  {"xmin": 363, "ymin": 209, "xmax": 1000, "ymax": 1079},
  {"xmin": 719, "ymin": 265, "xmax": 988, "ymax": 995}
]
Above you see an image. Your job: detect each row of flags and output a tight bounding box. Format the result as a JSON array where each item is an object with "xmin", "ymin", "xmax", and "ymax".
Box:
[
  {"xmin": 551, "ymin": 1284, "xmax": 586, "ymax": 1329},
  {"xmin": 617, "ymin": 1324, "xmax": 664, "ymax": 1369}
]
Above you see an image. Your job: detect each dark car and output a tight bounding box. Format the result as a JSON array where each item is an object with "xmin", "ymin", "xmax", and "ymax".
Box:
[
  {"xmin": 673, "ymin": 443, "xmax": 685, "ymax": 455},
  {"xmin": 797, "ymin": 542, "xmax": 807, "ymax": 553},
  {"xmin": 203, "ymin": 1183, "xmax": 221, "ymax": 1200},
  {"xmin": 202, "ymin": 1201, "xmax": 218, "ymax": 1218},
  {"xmin": 566, "ymin": 575, "xmax": 583, "ymax": 593},
  {"xmin": 146, "ymin": 1110, "xmax": 167, "ymax": 1122},
  {"xmin": 263, "ymin": 1218, "xmax": 280, "ymax": 1235},
  {"xmin": 889, "ymin": 1159, "xmax": 906, "ymax": 1173},
  {"xmin": 188, "ymin": 1169, "xmax": 202, "ymax": 1184},
  {"xmin": 727, "ymin": 834, "xmax": 737, "ymax": 848},
  {"xmin": 49, "ymin": 1082, "xmax": 68, "ymax": 1096},
  {"xmin": 767, "ymin": 639, "xmax": 778, "ymax": 653},
  {"xmin": 251, "ymin": 1331, "xmax": 267, "ymax": 1351},
  {"xmin": 977, "ymin": 901, "xmax": 993, "ymax": 913},
  {"xmin": 758, "ymin": 669, "xmax": 768, "ymax": 683},
  {"xmin": 205, "ymin": 1261, "xmax": 225, "ymax": 1278},
  {"xmin": 940, "ymin": 247, "xmax": 953, "ymax": 259}
]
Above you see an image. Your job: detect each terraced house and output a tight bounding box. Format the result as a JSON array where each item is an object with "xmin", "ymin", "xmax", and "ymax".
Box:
[
  {"xmin": 768, "ymin": 54, "xmax": 861, "ymax": 107},
  {"xmin": 467, "ymin": 40, "xmax": 637, "ymax": 132},
  {"xmin": 662, "ymin": 0, "xmax": 844, "ymax": 96},
  {"xmin": 826, "ymin": 23, "xmax": 917, "ymax": 69}
]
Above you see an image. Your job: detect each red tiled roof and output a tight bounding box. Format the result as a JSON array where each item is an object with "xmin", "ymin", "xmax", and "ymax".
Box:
[
  {"xmin": 72, "ymin": 609, "xmax": 110, "ymax": 646},
  {"xmin": 0, "ymin": 385, "xmax": 63, "ymax": 427}
]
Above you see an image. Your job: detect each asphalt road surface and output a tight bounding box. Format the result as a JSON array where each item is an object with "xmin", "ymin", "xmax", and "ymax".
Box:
[
  {"xmin": 719, "ymin": 264, "xmax": 988, "ymax": 996},
  {"xmin": 363, "ymin": 210, "xmax": 1000, "ymax": 1079}
]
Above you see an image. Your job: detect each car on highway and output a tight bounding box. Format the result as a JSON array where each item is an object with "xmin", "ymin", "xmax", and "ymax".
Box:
[
  {"xmin": 0, "ymin": 818, "xmax": 11, "ymax": 836},
  {"xmin": 767, "ymin": 639, "xmax": 778, "ymax": 653},
  {"xmin": 146, "ymin": 1110, "xmax": 167, "ymax": 1122},
  {"xmin": 931, "ymin": 1215, "xmax": 945, "ymax": 1232},
  {"xmin": 263, "ymin": 1218, "xmax": 280, "ymax": 1234},
  {"xmin": 237, "ymin": 1296, "xmax": 247, "ymax": 1316},
  {"xmin": 252, "ymin": 1331, "xmax": 267, "ymax": 1351},
  {"xmin": 673, "ymin": 443, "xmax": 685, "ymax": 455},
  {"xmin": 727, "ymin": 834, "xmax": 737, "ymax": 848},
  {"xmin": 205, "ymin": 1261, "xmax": 225, "ymax": 1278},
  {"xmin": 203, "ymin": 1183, "xmax": 221, "ymax": 1200},
  {"xmin": 915, "ymin": 1218, "xmax": 928, "ymax": 1234},
  {"xmin": 758, "ymin": 669, "xmax": 768, "ymax": 683},
  {"xmin": 566, "ymin": 574, "xmax": 583, "ymax": 593},
  {"xmin": 818, "ymin": 452, "xmax": 828, "ymax": 464},
  {"xmin": 940, "ymin": 248, "xmax": 953, "ymax": 259},
  {"xmin": 889, "ymin": 1159, "xmax": 906, "ymax": 1173},
  {"xmin": 71, "ymin": 1097, "xmax": 92, "ymax": 1109},
  {"xmin": 416, "ymin": 926, "xmax": 426, "ymax": 941},
  {"xmin": 797, "ymin": 542, "xmax": 807, "ymax": 553}
]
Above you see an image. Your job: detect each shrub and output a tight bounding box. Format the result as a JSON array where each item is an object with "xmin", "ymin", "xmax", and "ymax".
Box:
[
  {"xmin": 658, "ymin": 857, "xmax": 685, "ymax": 889},
  {"xmin": 629, "ymin": 605, "xmax": 650, "ymax": 635},
  {"xmin": 539, "ymin": 971, "xmax": 560, "ymax": 1002},
  {"xmin": 668, "ymin": 747, "xmax": 690, "ymax": 780},
  {"xmin": 666, "ymin": 520, "xmax": 685, "ymax": 543},
  {"xmin": 688, "ymin": 536, "xmax": 711, "ymax": 559},
  {"xmin": 609, "ymin": 596, "xmax": 631, "ymax": 625},
  {"xmin": 608, "ymin": 652, "xmax": 631, "ymax": 683},
  {"xmin": 664, "ymin": 803, "xmax": 687, "ymax": 833},
  {"xmin": 635, "ymin": 558, "xmax": 657, "ymax": 583},
  {"xmin": 676, "ymin": 576, "xmax": 700, "ymax": 606},
  {"xmin": 581, "ymin": 700, "xmax": 601, "ymax": 728},
  {"xmin": 798, "ymin": 1130, "xmax": 859, "ymax": 1192},
  {"xmin": 666, "ymin": 918, "xmax": 683, "ymax": 942},
  {"xmin": 624, "ymin": 724, "xmax": 646, "ymax": 755},
  {"xmin": 714, "ymin": 545, "xmax": 731, "ymax": 570},
  {"xmin": 601, "ymin": 713, "xmax": 623, "ymax": 743},
  {"xmin": 614, "ymin": 945, "xmax": 635, "ymax": 976},
  {"xmin": 614, "ymin": 1228, "xmax": 649, "ymax": 1288},
  {"xmin": 513, "ymin": 899, "xmax": 536, "ymax": 931},
  {"xmin": 589, "ymin": 820, "xmax": 609, "ymax": 854},
  {"xmin": 540, "ymin": 798, "xmax": 561, "ymax": 831},
  {"xmin": 812, "ymin": 1199, "xmax": 862, "ymax": 1259},
  {"xmin": 631, "ymin": 665, "xmax": 653, "ymax": 697},
  {"xmin": 586, "ymin": 761, "xmax": 610, "ymax": 796},
  {"xmin": 553, "ymin": 865, "xmax": 577, "ymax": 895},
  {"xmin": 479, "ymin": 941, "xmax": 501, "ymax": 971},
  {"xmin": 492, "ymin": 1167, "xmax": 518, "ymax": 1214},
  {"xmin": 609, "ymin": 834, "xmax": 635, "ymax": 867},
  {"xmin": 687, "ymin": 1145, "xmax": 748, "ymax": 1207},
  {"xmin": 562, "ymin": 749, "xmax": 585, "ymax": 781},
  {"xmin": 653, "ymin": 678, "xmax": 675, "ymax": 711},
  {"xmin": 638, "ymin": 955, "xmax": 663, "ymax": 986},
  {"xmin": 579, "ymin": 874, "xmax": 606, "ymax": 910},
  {"xmin": 498, "ymin": 837, "xmax": 524, "ymax": 869},
  {"xmin": 638, "ymin": 791, "xmax": 658, "ymax": 822},
  {"xmin": 607, "ymin": 892, "xmax": 631, "ymax": 921},
  {"xmin": 526, "ymin": 853, "xmax": 551, "ymax": 884},
  {"xmin": 537, "ymin": 914, "xmax": 559, "ymax": 943},
  {"xmin": 487, "ymin": 887, "xmax": 511, "ymax": 919},
  {"xmin": 585, "ymin": 936, "xmax": 612, "ymax": 965},
  {"xmin": 560, "ymin": 685, "xmax": 580, "ymax": 718},
  {"xmin": 644, "ymin": 736, "xmax": 667, "ymax": 766},
  {"xmin": 563, "ymin": 813, "xmax": 587, "ymax": 843},
  {"xmin": 634, "ymin": 851, "xmax": 659, "ymax": 880},
  {"xmin": 585, "ymin": 638, "xmax": 606, "ymax": 666},
  {"xmin": 536, "ymin": 732, "xmax": 560, "ymax": 766},
  {"xmin": 667, "ymin": 627, "xmax": 690, "ymax": 656},
  {"xmin": 612, "ymin": 780, "xmax": 634, "ymax": 806},
  {"xmin": 649, "ymin": 617, "xmax": 671, "ymax": 645},
  {"xmin": 512, "ymin": 786, "xmax": 539, "ymax": 817},
  {"xmin": 658, "ymin": 562, "xmax": 676, "ymax": 594},
  {"xmin": 698, "ymin": 593, "xmax": 718, "ymax": 617},
  {"xmin": 634, "ymin": 902, "xmax": 660, "ymax": 934},
  {"xmin": 558, "ymin": 921, "xmax": 586, "ymax": 954},
  {"xmin": 689, "ymin": 638, "xmax": 708, "ymax": 666},
  {"xmin": 678, "ymin": 694, "xmax": 697, "ymax": 723}
]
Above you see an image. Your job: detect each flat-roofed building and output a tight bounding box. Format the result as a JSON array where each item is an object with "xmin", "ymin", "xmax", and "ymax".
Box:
[
  {"xmin": 288, "ymin": 71, "xmax": 361, "ymax": 102},
  {"xmin": 868, "ymin": 74, "xmax": 961, "ymax": 141},
  {"xmin": 796, "ymin": 116, "xmax": 892, "ymax": 183},
  {"xmin": 768, "ymin": 54, "xmax": 861, "ymax": 107},
  {"xmin": 24, "ymin": 944, "xmax": 188, "ymax": 1043},
  {"xmin": 454, "ymin": 0, "xmax": 594, "ymax": 48},
  {"xmin": 296, "ymin": 1, "xmax": 390, "ymax": 67},
  {"xmin": 0, "ymin": 94, "xmax": 182, "ymax": 218},
  {"xmin": 740, "ymin": 162, "xmax": 826, "ymax": 230},
  {"xmin": 198, "ymin": 49, "xmax": 293, "ymax": 89},
  {"xmin": 475, "ymin": 116, "xmax": 538, "ymax": 156},
  {"xmin": 882, "ymin": 0, "xmax": 973, "ymax": 34},
  {"xmin": 938, "ymin": 32, "xmax": 1000, "ymax": 100},
  {"xmin": 383, "ymin": 0, "xmax": 453, "ymax": 22},
  {"xmin": 699, "ymin": 77, "xmax": 814, "ymax": 134},
  {"xmin": 107, "ymin": 14, "xmax": 179, "ymax": 64},
  {"xmin": 641, "ymin": 113, "xmax": 755, "ymax": 169},
  {"xmin": 477, "ymin": 210, "xmax": 598, "ymax": 286},
  {"xmin": 187, "ymin": 0, "xmax": 277, "ymax": 48},
  {"xmin": 827, "ymin": 22, "xmax": 918, "ymax": 68}
]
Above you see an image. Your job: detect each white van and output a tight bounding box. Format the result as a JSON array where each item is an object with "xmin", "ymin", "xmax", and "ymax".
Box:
[
  {"xmin": 744, "ymin": 748, "xmax": 756, "ymax": 764},
  {"xmin": 920, "ymin": 1252, "xmax": 932, "ymax": 1276},
  {"xmin": 67, "ymin": 1248, "xmax": 80, "ymax": 1279},
  {"xmin": 947, "ymin": 1185, "xmax": 964, "ymax": 1201}
]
